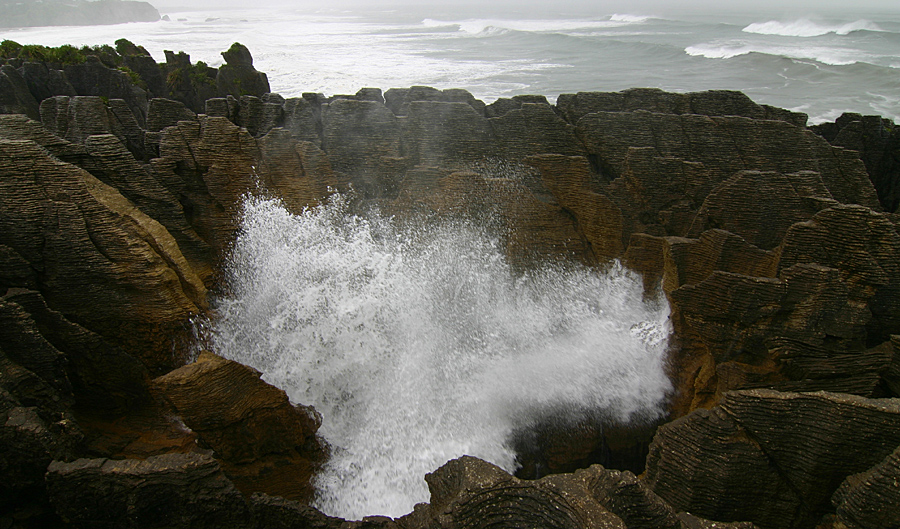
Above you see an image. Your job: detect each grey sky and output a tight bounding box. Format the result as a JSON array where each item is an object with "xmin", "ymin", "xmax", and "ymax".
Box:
[{"xmin": 149, "ymin": 0, "xmax": 900, "ymax": 14}]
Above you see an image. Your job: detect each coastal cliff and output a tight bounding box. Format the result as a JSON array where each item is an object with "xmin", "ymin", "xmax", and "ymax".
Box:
[
  {"xmin": 0, "ymin": 0, "xmax": 160, "ymax": 28},
  {"xmin": 1, "ymin": 43, "xmax": 899, "ymax": 529}
]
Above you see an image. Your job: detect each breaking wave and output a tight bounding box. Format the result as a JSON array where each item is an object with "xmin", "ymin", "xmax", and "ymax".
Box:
[{"xmin": 742, "ymin": 18, "xmax": 882, "ymax": 37}]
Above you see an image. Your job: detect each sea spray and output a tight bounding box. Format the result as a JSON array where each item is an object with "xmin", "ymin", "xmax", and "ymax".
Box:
[{"xmin": 204, "ymin": 193, "xmax": 672, "ymax": 519}]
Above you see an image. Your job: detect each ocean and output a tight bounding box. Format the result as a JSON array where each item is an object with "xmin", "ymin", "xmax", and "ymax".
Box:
[
  {"xmin": 4, "ymin": 3, "xmax": 899, "ymax": 520},
  {"xmin": 1, "ymin": 4, "xmax": 898, "ymax": 124}
]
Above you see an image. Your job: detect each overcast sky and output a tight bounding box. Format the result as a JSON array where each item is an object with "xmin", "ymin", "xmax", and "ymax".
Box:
[{"xmin": 149, "ymin": 0, "xmax": 900, "ymax": 15}]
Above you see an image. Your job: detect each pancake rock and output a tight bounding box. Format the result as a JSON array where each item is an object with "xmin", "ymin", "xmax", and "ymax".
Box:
[
  {"xmin": 2, "ymin": 41, "xmax": 900, "ymax": 528},
  {"xmin": 643, "ymin": 389, "xmax": 900, "ymax": 529},
  {"xmin": 0, "ymin": 137, "xmax": 207, "ymax": 373},
  {"xmin": 154, "ymin": 351, "xmax": 326, "ymax": 502}
]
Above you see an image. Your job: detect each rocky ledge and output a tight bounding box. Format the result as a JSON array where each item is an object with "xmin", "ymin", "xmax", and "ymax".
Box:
[{"xmin": 1, "ymin": 43, "xmax": 899, "ymax": 529}]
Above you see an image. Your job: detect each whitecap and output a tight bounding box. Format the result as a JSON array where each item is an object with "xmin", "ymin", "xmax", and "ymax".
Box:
[
  {"xmin": 609, "ymin": 14, "xmax": 651, "ymax": 24},
  {"xmin": 686, "ymin": 40, "xmax": 865, "ymax": 66},
  {"xmin": 742, "ymin": 18, "xmax": 882, "ymax": 37},
  {"xmin": 452, "ymin": 17, "xmax": 642, "ymax": 35}
]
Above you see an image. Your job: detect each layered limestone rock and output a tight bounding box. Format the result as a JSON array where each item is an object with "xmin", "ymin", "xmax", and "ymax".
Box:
[
  {"xmin": 0, "ymin": 289, "xmax": 150, "ymax": 416},
  {"xmin": 216, "ymin": 43, "xmax": 270, "ymax": 100},
  {"xmin": 2, "ymin": 56, "xmax": 900, "ymax": 528},
  {"xmin": 556, "ymin": 88, "xmax": 808, "ymax": 127},
  {"xmin": 0, "ymin": 138, "xmax": 207, "ymax": 373},
  {"xmin": 149, "ymin": 114, "xmax": 337, "ymax": 257},
  {"xmin": 397, "ymin": 456, "xmax": 758, "ymax": 529},
  {"xmin": 643, "ymin": 390, "xmax": 900, "ymax": 529},
  {"xmin": 0, "ymin": 64, "xmax": 40, "ymax": 119},
  {"xmin": 830, "ymin": 445, "xmax": 900, "ymax": 529},
  {"xmin": 46, "ymin": 453, "xmax": 250, "ymax": 529},
  {"xmin": 810, "ymin": 112, "xmax": 900, "ymax": 213},
  {"xmin": 154, "ymin": 352, "xmax": 326, "ymax": 502}
]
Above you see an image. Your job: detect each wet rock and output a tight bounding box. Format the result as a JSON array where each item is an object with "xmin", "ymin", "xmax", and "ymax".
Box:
[
  {"xmin": 216, "ymin": 43, "xmax": 270, "ymax": 99},
  {"xmin": 778, "ymin": 204, "xmax": 900, "ymax": 343},
  {"xmin": 576, "ymin": 111, "xmax": 878, "ymax": 212},
  {"xmin": 257, "ymin": 128, "xmax": 337, "ymax": 214},
  {"xmin": 39, "ymin": 95, "xmax": 111, "ymax": 143},
  {"xmin": 63, "ymin": 55, "xmax": 149, "ymax": 125},
  {"xmin": 354, "ymin": 87, "xmax": 384, "ymax": 103},
  {"xmin": 144, "ymin": 97, "xmax": 198, "ymax": 157},
  {"xmin": 556, "ymin": 88, "xmax": 807, "ymax": 127},
  {"xmin": 831, "ymin": 444, "xmax": 900, "ymax": 529},
  {"xmin": 587, "ymin": 467, "xmax": 681, "ymax": 529},
  {"xmin": 154, "ymin": 351, "xmax": 325, "ymax": 502},
  {"xmin": 149, "ymin": 115, "xmax": 337, "ymax": 258},
  {"xmin": 485, "ymin": 94, "xmax": 551, "ymax": 118},
  {"xmin": 384, "ymin": 86, "xmax": 485, "ymax": 116},
  {"xmin": 258, "ymin": 93, "xmax": 286, "ymax": 135},
  {"xmin": 670, "ymin": 263, "xmax": 890, "ymax": 411},
  {"xmin": 1, "ymin": 289, "xmax": 149, "ymax": 416},
  {"xmin": 233, "ymin": 94, "xmax": 285, "ymax": 137},
  {"xmin": 0, "ymin": 379, "xmax": 84, "ymax": 527},
  {"xmin": 424, "ymin": 456, "xmax": 627, "ymax": 529},
  {"xmin": 282, "ymin": 96, "xmax": 321, "ymax": 145},
  {"xmin": 106, "ymin": 97, "xmax": 147, "ymax": 159},
  {"xmin": 205, "ymin": 95, "xmax": 239, "ymax": 121},
  {"xmin": 46, "ymin": 453, "xmax": 250, "ymax": 529},
  {"xmin": 643, "ymin": 389, "xmax": 900, "ymax": 529},
  {"xmin": 810, "ymin": 112, "xmax": 900, "ymax": 213},
  {"xmin": 39, "ymin": 94, "xmax": 146, "ymax": 157},
  {"xmin": 146, "ymin": 97, "xmax": 197, "ymax": 132},
  {"xmin": 883, "ymin": 335, "xmax": 900, "ymax": 396},
  {"xmin": 661, "ymin": 229, "xmax": 779, "ymax": 293},
  {"xmin": 18, "ymin": 61, "xmax": 76, "ymax": 102},
  {"xmin": 0, "ymin": 64, "xmax": 40, "ymax": 119},
  {"xmin": 402, "ymin": 101, "xmax": 497, "ymax": 167},
  {"xmin": 248, "ymin": 493, "xmax": 346, "ymax": 529},
  {"xmin": 687, "ymin": 170, "xmax": 833, "ymax": 250},
  {"xmin": 322, "ymin": 98, "xmax": 403, "ymax": 197},
  {"xmin": 0, "ymin": 138, "xmax": 207, "ymax": 374},
  {"xmin": 82, "ymin": 133, "xmax": 214, "ymax": 282},
  {"xmin": 527, "ymin": 154, "xmax": 625, "ymax": 262},
  {"xmin": 413, "ymin": 456, "xmax": 757, "ymax": 529},
  {"xmin": 676, "ymin": 513, "xmax": 757, "ymax": 529},
  {"xmin": 489, "ymin": 103, "xmax": 584, "ymax": 158}
]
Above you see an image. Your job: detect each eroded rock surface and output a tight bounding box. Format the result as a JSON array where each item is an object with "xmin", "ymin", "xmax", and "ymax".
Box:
[
  {"xmin": 643, "ymin": 390, "xmax": 900, "ymax": 529},
  {"xmin": 155, "ymin": 352, "xmax": 325, "ymax": 502},
  {"xmin": 0, "ymin": 138, "xmax": 207, "ymax": 373},
  {"xmin": 2, "ymin": 51, "xmax": 900, "ymax": 528}
]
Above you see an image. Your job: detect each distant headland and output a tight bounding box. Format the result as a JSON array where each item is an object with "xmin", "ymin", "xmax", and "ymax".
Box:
[{"xmin": 0, "ymin": 0, "xmax": 160, "ymax": 28}]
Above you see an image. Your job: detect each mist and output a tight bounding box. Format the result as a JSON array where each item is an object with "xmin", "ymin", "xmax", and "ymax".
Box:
[{"xmin": 149, "ymin": 0, "xmax": 900, "ymax": 17}]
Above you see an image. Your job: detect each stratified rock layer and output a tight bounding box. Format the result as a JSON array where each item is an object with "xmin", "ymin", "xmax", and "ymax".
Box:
[
  {"xmin": 2, "ymin": 47, "xmax": 900, "ymax": 528},
  {"xmin": 643, "ymin": 390, "xmax": 900, "ymax": 529},
  {"xmin": 0, "ymin": 138, "xmax": 207, "ymax": 373},
  {"xmin": 154, "ymin": 352, "xmax": 325, "ymax": 502}
]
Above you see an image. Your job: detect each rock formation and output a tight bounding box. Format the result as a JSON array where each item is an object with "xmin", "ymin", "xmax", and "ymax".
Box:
[
  {"xmin": 154, "ymin": 352, "xmax": 326, "ymax": 503},
  {"xmin": 0, "ymin": 0, "xmax": 159, "ymax": 28},
  {"xmin": 643, "ymin": 390, "xmax": 900, "ymax": 529},
  {"xmin": 1, "ymin": 42, "xmax": 899, "ymax": 529}
]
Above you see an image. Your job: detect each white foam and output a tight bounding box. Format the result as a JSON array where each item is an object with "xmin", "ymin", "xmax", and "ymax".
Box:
[
  {"xmin": 206, "ymin": 194, "xmax": 672, "ymax": 520},
  {"xmin": 609, "ymin": 14, "xmax": 652, "ymax": 24},
  {"xmin": 742, "ymin": 18, "xmax": 882, "ymax": 37},
  {"xmin": 685, "ymin": 41, "xmax": 864, "ymax": 65},
  {"xmin": 440, "ymin": 17, "xmax": 645, "ymax": 35}
]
